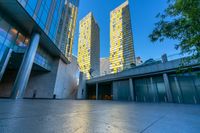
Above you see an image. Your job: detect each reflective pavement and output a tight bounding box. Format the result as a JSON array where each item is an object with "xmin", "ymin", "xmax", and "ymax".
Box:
[{"xmin": 0, "ymin": 99, "xmax": 199, "ymax": 133}]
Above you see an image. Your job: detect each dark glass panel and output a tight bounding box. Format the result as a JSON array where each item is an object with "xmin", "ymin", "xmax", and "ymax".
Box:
[
  {"xmin": 193, "ymin": 74, "xmax": 200, "ymax": 103},
  {"xmin": 116, "ymin": 80, "xmax": 130, "ymax": 100},
  {"xmin": 169, "ymin": 76, "xmax": 183, "ymax": 103},
  {"xmin": 154, "ymin": 76, "xmax": 167, "ymax": 102},
  {"xmin": 0, "ymin": 18, "xmax": 10, "ymax": 44},
  {"xmin": 4, "ymin": 28, "xmax": 18, "ymax": 47},
  {"xmin": 134, "ymin": 78, "xmax": 149, "ymax": 102},
  {"xmin": 177, "ymin": 75, "xmax": 198, "ymax": 104},
  {"xmin": 26, "ymin": 0, "xmax": 38, "ymax": 16}
]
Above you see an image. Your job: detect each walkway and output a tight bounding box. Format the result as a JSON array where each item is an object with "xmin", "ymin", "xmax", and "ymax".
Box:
[{"xmin": 0, "ymin": 99, "xmax": 199, "ymax": 133}]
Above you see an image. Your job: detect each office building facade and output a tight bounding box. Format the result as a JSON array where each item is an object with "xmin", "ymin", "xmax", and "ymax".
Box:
[
  {"xmin": 77, "ymin": 12, "xmax": 100, "ymax": 79},
  {"xmin": 0, "ymin": 0, "xmax": 79, "ymax": 99},
  {"xmin": 110, "ymin": 1, "xmax": 135, "ymax": 73},
  {"xmin": 56, "ymin": 0, "xmax": 79, "ymax": 61},
  {"xmin": 18, "ymin": 0, "xmax": 64, "ymax": 42}
]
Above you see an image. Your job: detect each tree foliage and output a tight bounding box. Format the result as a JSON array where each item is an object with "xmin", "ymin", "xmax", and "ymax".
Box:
[{"xmin": 149, "ymin": 0, "xmax": 200, "ymax": 64}]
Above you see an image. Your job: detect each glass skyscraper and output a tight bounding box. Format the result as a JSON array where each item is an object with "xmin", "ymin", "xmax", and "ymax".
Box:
[
  {"xmin": 56, "ymin": 0, "xmax": 79, "ymax": 61},
  {"xmin": 18, "ymin": 0, "xmax": 64, "ymax": 42},
  {"xmin": 0, "ymin": 0, "xmax": 78, "ymax": 99}
]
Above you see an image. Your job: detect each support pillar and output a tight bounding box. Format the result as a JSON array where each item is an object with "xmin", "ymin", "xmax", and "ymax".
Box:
[
  {"xmin": 163, "ymin": 73, "xmax": 173, "ymax": 102},
  {"xmin": 11, "ymin": 33, "xmax": 40, "ymax": 99},
  {"xmin": 96, "ymin": 83, "xmax": 98, "ymax": 100},
  {"xmin": 0, "ymin": 49, "xmax": 12, "ymax": 81},
  {"xmin": 129, "ymin": 78, "xmax": 134, "ymax": 101}
]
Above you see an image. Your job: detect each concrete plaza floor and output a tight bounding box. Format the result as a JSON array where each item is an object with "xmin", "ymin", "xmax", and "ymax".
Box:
[{"xmin": 0, "ymin": 99, "xmax": 199, "ymax": 133}]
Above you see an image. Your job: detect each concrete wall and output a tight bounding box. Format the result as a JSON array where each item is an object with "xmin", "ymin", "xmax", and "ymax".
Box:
[
  {"xmin": 53, "ymin": 56, "xmax": 79, "ymax": 99},
  {"xmin": 77, "ymin": 72, "xmax": 87, "ymax": 99},
  {"xmin": 0, "ymin": 54, "xmax": 79, "ymax": 99},
  {"xmin": 24, "ymin": 58, "xmax": 60, "ymax": 98}
]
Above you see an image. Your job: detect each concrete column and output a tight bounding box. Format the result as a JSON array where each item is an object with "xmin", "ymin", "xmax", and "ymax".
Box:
[
  {"xmin": 96, "ymin": 83, "xmax": 98, "ymax": 100},
  {"xmin": 129, "ymin": 78, "xmax": 134, "ymax": 101},
  {"xmin": 163, "ymin": 73, "xmax": 173, "ymax": 102},
  {"xmin": 11, "ymin": 33, "xmax": 40, "ymax": 99},
  {"xmin": 0, "ymin": 49, "xmax": 12, "ymax": 81}
]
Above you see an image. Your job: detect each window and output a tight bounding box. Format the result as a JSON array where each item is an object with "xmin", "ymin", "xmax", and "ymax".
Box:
[
  {"xmin": 4, "ymin": 27, "xmax": 18, "ymax": 47},
  {"xmin": 0, "ymin": 18, "xmax": 10, "ymax": 44},
  {"xmin": 18, "ymin": 0, "xmax": 28, "ymax": 7},
  {"xmin": 16, "ymin": 33, "xmax": 26, "ymax": 47},
  {"xmin": 37, "ymin": 0, "xmax": 52, "ymax": 29},
  {"xmin": 26, "ymin": 0, "xmax": 38, "ymax": 16}
]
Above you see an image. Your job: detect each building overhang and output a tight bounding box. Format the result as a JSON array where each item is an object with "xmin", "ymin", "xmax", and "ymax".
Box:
[
  {"xmin": 7, "ymin": 52, "xmax": 50, "ymax": 72},
  {"xmin": 0, "ymin": 0, "xmax": 70, "ymax": 64}
]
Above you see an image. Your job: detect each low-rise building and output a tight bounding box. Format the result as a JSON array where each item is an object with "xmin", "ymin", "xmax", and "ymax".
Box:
[{"xmin": 85, "ymin": 57, "xmax": 200, "ymax": 104}]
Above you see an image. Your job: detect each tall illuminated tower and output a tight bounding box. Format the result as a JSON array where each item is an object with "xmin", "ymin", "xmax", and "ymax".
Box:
[
  {"xmin": 56, "ymin": 0, "xmax": 79, "ymax": 61},
  {"xmin": 77, "ymin": 12, "xmax": 100, "ymax": 79},
  {"xmin": 110, "ymin": 1, "xmax": 135, "ymax": 73}
]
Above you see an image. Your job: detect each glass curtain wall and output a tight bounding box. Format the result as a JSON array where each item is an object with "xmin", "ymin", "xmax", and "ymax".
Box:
[
  {"xmin": 169, "ymin": 73, "xmax": 200, "ymax": 104},
  {"xmin": 0, "ymin": 15, "xmax": 29, "ymax": 70},
  {"xmin": 154, "ymin": 77, "xmax": 167, "ymax": 102},
  {"xmin": 0, "ymin": 14, "xmax": 52, "ymax": 71},
  {"xmin": 18, "ymin": 0, "xmax": 64, "ymax": 42},
  {"xmin": 134, "ymin": 78, "xmax": 149, "ymax": 102},
  {"xmin": 193, "ymin": 74, "xmax": 200, "ymax": 99},
  {"xmin": 115, "ymin": 80, "xmax": 131, "ymax": 101},
  {"xmin": 134, "ymin": 76, "xmax": 167, "ymax": 102}
]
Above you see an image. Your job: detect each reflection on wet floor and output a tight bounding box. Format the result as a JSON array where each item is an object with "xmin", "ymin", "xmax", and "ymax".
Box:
[{"xmin": 0, "ymin": 99, "xmax": 199, "ymax": 133}]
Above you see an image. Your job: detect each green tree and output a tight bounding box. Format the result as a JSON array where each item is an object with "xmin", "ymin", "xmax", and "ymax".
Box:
[{"xmin": 149, "ymin": 0, "xmax": 200, "ymax": 64}]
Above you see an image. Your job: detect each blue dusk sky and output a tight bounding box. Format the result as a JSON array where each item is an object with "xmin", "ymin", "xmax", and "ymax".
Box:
[{"xmin": 72, "ymin": 0, "xmax": 179, "ymax": 61}]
